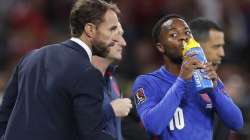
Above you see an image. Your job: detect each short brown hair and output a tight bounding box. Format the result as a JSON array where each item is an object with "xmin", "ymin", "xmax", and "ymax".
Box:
[{"xmin": 70, "ymin": 0, "xmax": 120, "ymax": 37}]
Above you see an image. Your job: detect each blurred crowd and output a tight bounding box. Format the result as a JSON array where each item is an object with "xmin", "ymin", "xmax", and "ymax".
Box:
[{"xmin": 0, "ymin": 0, "xmax": 250, "ymax": 139}]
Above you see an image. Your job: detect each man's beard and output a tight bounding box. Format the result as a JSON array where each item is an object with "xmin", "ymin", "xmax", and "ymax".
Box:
[
  {"xmin": 165, "ymin": 51, "xmax": 183, "ymax": 65},
  {"xmin": 92, "ymin": 41, "xmax": 114, "ymax": 57}
]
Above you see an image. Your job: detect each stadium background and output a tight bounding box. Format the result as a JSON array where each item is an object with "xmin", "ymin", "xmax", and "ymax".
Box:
[{"xmin": 0, "ymin": 0, "xmax": 249, "ymax": 139}]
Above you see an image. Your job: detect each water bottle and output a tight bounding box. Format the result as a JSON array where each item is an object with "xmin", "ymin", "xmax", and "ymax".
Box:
[{"xmin": 182, "ymin": 38, "xmax": 213, "ymax": 94}]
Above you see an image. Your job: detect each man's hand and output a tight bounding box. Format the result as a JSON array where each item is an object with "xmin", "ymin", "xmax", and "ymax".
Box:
[
  {"xmin": 110, "ymin": 98, "xmax": 132, "ymax": 117},
  {"xmin": 204, "ymin": 62, "xmax": 218, "ymax": 87},
  {"xmin": 179, "ymin": 55, "xmax": 205, "ymax": 80}
]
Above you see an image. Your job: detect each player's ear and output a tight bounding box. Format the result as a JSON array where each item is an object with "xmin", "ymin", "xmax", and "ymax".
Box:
[
  {"xmin": 156, "ymin": 43, "xmax": 165, "ymax": 53},
  {"xmin": 84, "ymin": 23, "xmax": 96, "ymax": 38}
]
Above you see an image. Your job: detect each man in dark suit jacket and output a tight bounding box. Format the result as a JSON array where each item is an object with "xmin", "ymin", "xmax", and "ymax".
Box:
[{"xmin": 0, "ymin": 0, "xmax": 122, "ymax": 140}]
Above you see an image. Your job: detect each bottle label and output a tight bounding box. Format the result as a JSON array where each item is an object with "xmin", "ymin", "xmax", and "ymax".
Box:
[
  {"xmin": 183, "ymin": 38, "xmax": 213, "ymax": 93},
  {"xmin": 193, "ymin": 70, "xmax": 202, "ymax": 87}
]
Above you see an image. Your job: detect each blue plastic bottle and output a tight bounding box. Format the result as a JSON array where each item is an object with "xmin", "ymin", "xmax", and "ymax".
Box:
[{"xmin": 182, "ymin": 38, "xmax": 213, "ymax": 94}]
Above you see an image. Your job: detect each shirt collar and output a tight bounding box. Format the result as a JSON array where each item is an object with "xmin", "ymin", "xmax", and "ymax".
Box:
[{"xmin": 70, "ymin": 37, "xmax": 92, "ymax": 61}]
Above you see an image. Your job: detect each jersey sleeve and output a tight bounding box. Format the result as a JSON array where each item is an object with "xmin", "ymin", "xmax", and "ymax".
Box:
[
  {"xmin": 208, "ymin": 79, "xmax": 243, "ymax": 131},
  {"xmin": 132, "ymin": 75, "xmax": 189, "ymax": 135}
]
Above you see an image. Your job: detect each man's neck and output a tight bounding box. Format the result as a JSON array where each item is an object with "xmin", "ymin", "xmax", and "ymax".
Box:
[
  {"xmin": 78, "ymin": 34, "xmax": 93, "ymax": 51},
  {"xmin": 163, "ymin": 57, "xmax": 181, "ymax": 76},
  {"xmin": 92, "ymin": 56, "xmax": 113, "ymax": 75}
]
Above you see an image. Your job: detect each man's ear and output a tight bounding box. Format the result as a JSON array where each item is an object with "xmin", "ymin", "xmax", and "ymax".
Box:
[
  {"xmin": 84, "ymin": 23, "xmax": 96, "ymax": 38},
  {"xmin": 156, "ymin": 43, "xmax": 165, "ymax": 53}
]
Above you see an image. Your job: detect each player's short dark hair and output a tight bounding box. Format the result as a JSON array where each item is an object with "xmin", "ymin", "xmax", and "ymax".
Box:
[
  {"xmin": 189, "ymin": 18, "xmax": 223, "ymax": 42},
  {"xmin": 152, "ymin": 14, "xmax": 185, "ymax": 43},
  {"xmin": 70, "ymin": 0, "xmax": 120, "ymax": 37}
]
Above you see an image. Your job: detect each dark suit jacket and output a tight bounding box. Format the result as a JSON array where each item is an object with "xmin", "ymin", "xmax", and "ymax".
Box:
[{"xmin": 0, "ymin": 40, "xmax": 114, "ymax": 140}]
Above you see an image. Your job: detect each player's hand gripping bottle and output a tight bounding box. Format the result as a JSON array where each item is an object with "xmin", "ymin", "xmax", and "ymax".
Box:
[{"xmin": 182, "ymin": 38, "xmax": 213, "ymax": 94}]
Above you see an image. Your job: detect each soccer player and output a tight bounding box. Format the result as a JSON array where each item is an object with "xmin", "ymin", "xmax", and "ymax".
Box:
[
  {"xmin": 92, "ymin": 23, "xmax": 132, "ymax": 140},
  {"xmin": 132, "ymin": 15, "xmax": 243, "ymax": 140}
]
